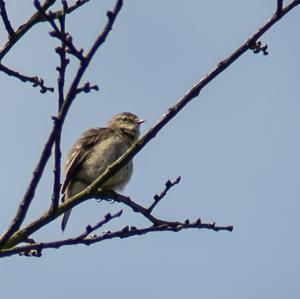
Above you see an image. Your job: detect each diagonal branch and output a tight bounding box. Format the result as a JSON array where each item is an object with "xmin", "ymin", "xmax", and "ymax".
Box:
[
  {"xmin": 0, "ymin": 0, "xmax": 56, "ymax": 61},
  {"xmin": 64, "ymin": 0, "xmax": 300, "ymax": 213},
  {"xmin": 34, "ymin": 0, "xmax": 85, "ymax": 61},
  {"xmin": 75, "ymin": 209, "xmax": 123, "ymax": 240},
  {"xmin": 0, "ymin": 0, "xmax": 91, "ymax": 62},
  {"xmin": 148, "ymin": 176, "xmax": 181, "ymax": 213}
]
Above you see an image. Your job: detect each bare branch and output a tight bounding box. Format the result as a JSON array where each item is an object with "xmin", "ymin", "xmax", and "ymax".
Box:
[
  {"xmin": 0, "ymin": 0, "xmax": 15, "ymax": 38},
  {"xmin": 85, "ymin": 1, "xmax": 123, "ymax": 61},
  {"xmin": 0, "ymin": 0, "xmax": 56, "ymax": 61},
  {"xmin": 50, "ymin": 4, "xmax": 69, "ymax": 213},
  {"xmin": 148, "ymin": 176, "xmax": 181, "ymax": 213},
  {"xmin": 0, "ymin": 219, "xmax": 233, "ymax": 257},
  {"xmin": 0, "ymin": 63, "xmax": 54, "ymax": 93},
  {"xmin": 34, "ymin": 0, "xmax": 85, "ymax": 61},
  {"xmin": 75, "ymin": 209, "xmax": 123, "ymax": 240},
  {"xmin": 0, "ymin": 0, "xmax": 92, "ymax": 61}
]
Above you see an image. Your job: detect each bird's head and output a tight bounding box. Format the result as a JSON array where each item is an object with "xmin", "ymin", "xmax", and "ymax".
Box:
[{"xmin": 108, "ymin": 112, "xmax": 145, "ymax": 140}]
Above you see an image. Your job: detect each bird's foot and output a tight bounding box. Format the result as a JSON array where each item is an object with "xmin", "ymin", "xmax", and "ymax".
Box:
[{"xmin": 95, "ymin": 189, "xmax": 117, "ymax": 203}]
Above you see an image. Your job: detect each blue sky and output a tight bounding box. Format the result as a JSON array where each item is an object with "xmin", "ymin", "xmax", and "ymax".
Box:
[{"xmin": 1, "ymin": 1, "xmax": 300, "ymax": 298}]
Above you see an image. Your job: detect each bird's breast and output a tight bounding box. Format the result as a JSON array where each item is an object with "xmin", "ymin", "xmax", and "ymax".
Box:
[{"xmin": 77, "ymin": 135, "xmax": 133, "ymax": 190}]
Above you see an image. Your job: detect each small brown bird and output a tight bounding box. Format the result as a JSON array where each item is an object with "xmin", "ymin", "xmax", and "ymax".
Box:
[{"xmin": 61, "ymin": 112, "xmax": 145, "ymax": 231}]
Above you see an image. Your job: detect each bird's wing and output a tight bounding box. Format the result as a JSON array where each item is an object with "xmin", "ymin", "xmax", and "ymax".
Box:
[{"xmin": 61, "ymin": 127, "xmax": 111, "ymax": 196}]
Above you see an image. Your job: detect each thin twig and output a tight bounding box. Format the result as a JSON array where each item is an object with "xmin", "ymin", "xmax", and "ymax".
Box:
[
  {"xmin": 85, "ymin": 1, "xmax": 123, "ymax": 62},
  {"xmin": 75, "ymin": 209, "xmax": 123, "ymax": 240},
  {"xmin": 0, "ymin": 0, "xmax": 92, "ymax": 61},
  {"xmin": 50, "ymin": 3, "xmax": 69, "ymax": 212},
  {"xmin": 0, "ymin": 0, "xmax": 124, "ymax": 249},
  {"xmin": 34, "ymin": 0, "xmax": 84, "ymax": 61},
  {"xmin": 0, "ymin": 0, "xmax": 56, "ymax": 61},
  {"xmin": 47, "ymin": 0, "xmax": 91, "ymax": 21},
  {"xmin": 0, "ymin": 0, "xmax": 15, "ymax": 37},
  {"xmin": 148, "ymin": 176, "xmax": 181, "ymax": 213},
  {"xmin": 51, "ymin": 118, "xmax": 62, "ymax": 211},
  {"xmin": 0, "ymin": 63, "xmax": 54, "ymax": 93}
]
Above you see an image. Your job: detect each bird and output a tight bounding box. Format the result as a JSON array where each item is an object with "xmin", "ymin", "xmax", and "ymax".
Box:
[{"xmin": 60, "ymin": 112, "xmax": 145, "ymax": 231}]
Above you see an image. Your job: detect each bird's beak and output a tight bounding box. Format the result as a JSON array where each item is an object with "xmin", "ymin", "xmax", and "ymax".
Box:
[{"xmin": 136, "ymin": 118, "xmax": 146, "ymax": 124}]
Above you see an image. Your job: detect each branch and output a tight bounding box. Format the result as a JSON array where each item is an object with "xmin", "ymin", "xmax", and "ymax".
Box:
[
  {"xmin": 75, "ymin": 209, "xmax": 123, "ymax": 240},
  {"xmin": 0, "ymin": 0, "xmax": 56, "ymax": 61},
  {"xmin": 0, "ymin": 218, "xmax": 232, "ymax": 258},
  {"xmin": 97, "ymin": 191, "xmax": 163, "ymax": 225},
  {"xmin": 34, "ymin": 0, "xmax": 85, "ymax": 61},
  {"xmin": 148, "ymin": 176, "xmax": 181, "ymax": 213},
  {"xmin": 0, "ymin": 0, "xmax": 124, "ymax": 248},
  {"xmin": 50, "ymin": 5, "xmax": 69, "ymax": 212},
  {"xmin": 0, "ymin": 0, "xmax": 92, "ymax": 61},
  {"xmin": 0, "ymin": 63, "xmax": 54, "ymax": 93},
  {"xmin": 0, "ymin": 0, "xmax": 15, "ymax": 38}
]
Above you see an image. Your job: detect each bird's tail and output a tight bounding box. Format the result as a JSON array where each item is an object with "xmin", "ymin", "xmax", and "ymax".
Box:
[
  {"xmin": 61, "ymin": 209, "xmax": 72, "ymax": 232},
  {"xmin": 61, "ymin": 187, "xmax": 72, "ymax": 232},
  {"xmin": 61, "ymin": 181, "xmax": 86, "ymax": 232}
]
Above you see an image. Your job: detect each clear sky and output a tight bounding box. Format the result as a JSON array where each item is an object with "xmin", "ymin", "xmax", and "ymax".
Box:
[{"xmin": 1, "ymin": 1, "xmax": 299, "ymax": 298}]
